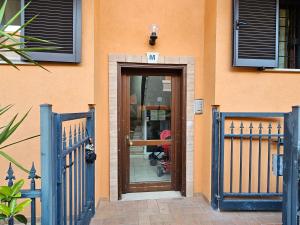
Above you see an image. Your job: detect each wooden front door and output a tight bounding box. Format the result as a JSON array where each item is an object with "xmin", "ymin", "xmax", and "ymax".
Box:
[{"xmin": 118, "ymin": 66, "xmax": 186, "ymax": 198}]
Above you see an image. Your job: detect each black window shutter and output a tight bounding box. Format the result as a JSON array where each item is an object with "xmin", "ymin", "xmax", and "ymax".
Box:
[
  {"xmin": 233, "ymin": 0, "xmax": 279, "ymax": 68},
  {"xmin": 21, "ymin": 0, "xmax": 82, "ymax": 63}
]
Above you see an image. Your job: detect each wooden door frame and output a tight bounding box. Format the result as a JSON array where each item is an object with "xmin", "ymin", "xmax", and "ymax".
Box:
[{"xmin": 117, "ymin": 63, "xmax": 187, "ymax": 199}]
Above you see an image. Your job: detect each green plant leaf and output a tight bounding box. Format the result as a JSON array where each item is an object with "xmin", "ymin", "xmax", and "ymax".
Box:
[
  {"xmin": 0, "ymin": 135, "xmax": 40, "ymax": 150},
  {"xmin": 0, "ymin": 105, "xmax": 13, "ymax": 116},
  {"xmin": 9, "ymin": 199, "xmax": 17, "ymax": 214},
  {"xmin": 13, "ymin": 49, "xmax": 49, "ymax": 71},
  {"xmin": 16, "ymin": 34, "xmax": 55, "ymax": 44},
  {"xmin": 0, "ymin": 53, "xmax": 18, "ymax": 70},
  {"xmin": 0, "ymin": 0, "xmax": 56, "ymax": 70},
  {"xmin": 0, "ymin": 0, "xmax": 7, "ymax": 25},
  {"xmin": 0, "ymin": 106, "xmax": 33, "ymax": 174},
  {"xmin": 14, "ymin": 199, "xmax": 31, "ymax": 215},
  {"xmin": 0, "ymin": 193, "xmax": 5, "ymax": 201},
  {"xmin": 6, "ymin": 109, "xmax": 31, "ymax": 139},
  {"xmin": 14, "ymin": 214, "xmax": 27, "ymax": 224},
  {"xmin": 0, "ymin": 186, "xmax": 12, "ymax": 198},
  {"xmin": 0, "ymin": 109, "xmax": 31, "ymax": 147},
  {"xmin": 2, "ymin": 1, "xmax": 31, "ymax": 31},
  {"xmin": 0, "ymin": 213, "xmax": 7, "ymax": 220},
  {"xmin": 0, "ymin": 151, "xmax": 30, "ymax": 174},
  {"xmin": 13, "ymin": 192, "xmax": 21, "ymax": 198},
  {"xmin": 0, "ymin": 42, "xmax": 26, "ymax": 49},
  {"xmin": 18, "ymin": 47, "xmax": 59, "ymax": 52},
  {"xmin": 0, "ymin": 114, "xmax": 19, "ymax": 146},
  {"xmin": 0, "ymin": 14, "xmax": 42, "ymax": 45},
  {"xmin": 11, "ymin": 180, "xmax": 24, "ymax": 196},
  {"xmin": 0, "ymin": 29, "xmax": 19, "ymax": 43},
  {"xmin": 0, "ymin": 203, "xmax": 10, "ymax": 217}
]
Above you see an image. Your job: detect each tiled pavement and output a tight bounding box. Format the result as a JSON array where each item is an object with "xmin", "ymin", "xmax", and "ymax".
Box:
[{"xmin": 90, "ymin": 196, "xmax": 282, "ymax": 225}]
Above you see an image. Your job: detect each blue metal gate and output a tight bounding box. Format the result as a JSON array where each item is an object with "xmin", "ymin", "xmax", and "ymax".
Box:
[
  {"xmin": 283, "ymin": 106, "xmax": 300, "ymax": 225},
  {"xmin": 40, "ymin": 104, "xmax": 96, "ymax": 225},
  {"xmin": 211, "ymin": 108, "xmax": 285, "ymax": 211}
]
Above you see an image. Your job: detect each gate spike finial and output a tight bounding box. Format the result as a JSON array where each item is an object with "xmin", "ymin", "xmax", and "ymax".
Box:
[
  {"xmin": 82, "ymin": 122, "xmax": 85, "ymax": 139},
  {"xmin": 78, "ymin": 124, "xmax": 81, "ymax": 142},
  {"xmin": 268, "ymin": 122, "xmax": 272, "ymax": 129},
  {"xmin": 230, "ymin": 122, "xmax": 234, "ymax": 134},
  {"xmin": 29, "ymin": 162, "xmax": 37, "ymax": 180},
  {"xmin": 230, "ymin": 121, "xmax": 235, "ymax": 129},
  {"xmin": 249, "ymin": 122, "xmax": 253, "ymax": 129},
  {"xmin": 63, "ymin": 127, "xmax": 67, "ymax": 151},
  {"xmin": 240, "ymin": 122, "xmax": 244, "ymax": 135},
  {"xmin": 277, "ymin": 122, "xmax": 281, "ymax": 129},
  {"xmin": 69, "ymin": 125, "xmax": 73, "ymax": 147},
  {"xmin": 74, "ymin": 125, "xmax": 77, "ymax": 144},
  {"xmin": 63, "ymin": 127, "xmax": 66, "ymax": 140},
  {"xmin": 6, "ymin": 163, "xmax": 15, "ymax": 187}
]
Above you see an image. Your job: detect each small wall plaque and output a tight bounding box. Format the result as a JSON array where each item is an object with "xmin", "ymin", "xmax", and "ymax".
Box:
[{"xmin": 147, "ymin": 52, "xmax": 159, "ymax": 63}]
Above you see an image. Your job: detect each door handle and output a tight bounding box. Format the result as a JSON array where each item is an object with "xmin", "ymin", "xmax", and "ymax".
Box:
[
  {"xmin": 236, "ymin": 20, "xmax": 248, "ymax": 30},
  {"xmin": 126, "ymin": 135, "xmax": 133, "ymax": 146}
]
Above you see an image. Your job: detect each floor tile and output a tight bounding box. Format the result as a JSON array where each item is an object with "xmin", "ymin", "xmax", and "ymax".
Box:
[{"xmin": 90, "ymin": 197, "xmax": 282, "ymax": 225}]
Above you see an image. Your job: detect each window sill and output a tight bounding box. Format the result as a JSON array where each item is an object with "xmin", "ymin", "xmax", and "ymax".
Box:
[
  {"xmin": 0, "ymin": 60, "xmax": 33, "ymax": 65},
  {"xmin": 264, "ymin": 68, "xmax": 300, "ymax": 73}
]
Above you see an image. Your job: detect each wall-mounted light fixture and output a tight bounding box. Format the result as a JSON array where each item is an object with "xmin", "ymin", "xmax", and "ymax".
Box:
[{"xmin": 149, "ymin": 24, "xmax": 159, "ymax": 46}]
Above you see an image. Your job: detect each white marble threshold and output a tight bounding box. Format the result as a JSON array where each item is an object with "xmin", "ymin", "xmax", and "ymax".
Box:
[{"xmin": 121, "ymin": 191, "xmax": 182, "ymax": 201}]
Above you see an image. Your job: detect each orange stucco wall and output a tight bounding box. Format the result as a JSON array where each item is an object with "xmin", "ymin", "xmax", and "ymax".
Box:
[
  {"xmin": 198, "ymin": 0, "xmax": 300, "ymax": 201},
  {"xmin": 1, "ymin": 0, "xmax": 300, "ymax": 206},
  {"xmin": 94, "ymin": 0, "xmax": 206, "ymax": 200},
  {"xmin": 0, "ymin": 0, "xmax": 94, "ymax": 189},
  {"xmin": 215, "ymin": 0, "xmax": 300, "ymax": 112}
]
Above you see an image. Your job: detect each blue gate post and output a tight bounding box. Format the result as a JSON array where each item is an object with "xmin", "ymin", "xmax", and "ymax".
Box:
[
  {"xmin": 40, "ymin": 104, "xmax": 57, "ymax": 225},
  {"xmin": 86, "ymin": 104, "xmax": 96, "ymax": 216},
  {"xmin": 283, "ymin": 106, "xmax": 300, "ymax": 225},
  {"xmin": 211, "ymin": 106, "xmax": 220, "ymax": 210}
]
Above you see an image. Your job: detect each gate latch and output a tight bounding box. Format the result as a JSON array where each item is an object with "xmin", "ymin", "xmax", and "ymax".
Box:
[
  {"xmin": 272, "ymin": 154, "xmax": 283, "ymax": 176},
  {"xmin": 86, "ymin": 138, "xmax": 97, "ymax": 164},
  {"xmin": 215, "ymin": 194, "xmax": 221, "ymax": 201}
]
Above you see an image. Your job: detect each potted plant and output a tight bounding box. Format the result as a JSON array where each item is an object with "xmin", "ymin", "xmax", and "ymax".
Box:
[{"xmin": 0, "ymin": 180, "xmax": 31, "ymax": 224}]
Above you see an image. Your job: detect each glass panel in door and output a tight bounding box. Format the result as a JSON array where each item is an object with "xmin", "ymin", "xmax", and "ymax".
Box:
[{"xmin": 128, "ymin": 75, "xmax": 172, "ymax": 184}]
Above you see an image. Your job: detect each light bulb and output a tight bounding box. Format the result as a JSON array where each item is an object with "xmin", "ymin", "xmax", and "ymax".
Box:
[{"xmin": 150, "ymin": 24, "xmax": 159, "ymax": 34}]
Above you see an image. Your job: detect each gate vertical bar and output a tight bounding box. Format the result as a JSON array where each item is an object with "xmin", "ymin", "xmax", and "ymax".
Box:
[
  {"xmin": 248, "ymin": 123, "xmax": 253, "ymax": 193},
  {"xmin": 283, "ymin": 106, "xmax": 300, "ymax": 225},
  {"xmin": 211, "ymin": 107, "xmax": 220, "ymax": 210},
  {"xmin": 56, "ymin": 114, "xmax": 63, "ymax": 225},
  {"xmin": 219, "ymin": 113, "xmax": 225, "ymax": 208},
  {"xmin": 230, "ymin": 122, "xmax": 234, "ymax": 193},
  {"xmin": 239, "ymin": 122, "xmax": 244, "ymax": 193},
  {"xmin": 29, "ymin": 163, "xmax": 37, "ymax": 225},
  {"xmin": 86, "ymin": 104, "xmax": 96, "ymax": 216},
  {"xmin": 40, "ymin": 104, "xmax": 57, "ymax": 225},
  {"xmin": 267, "ymin": 123, "xmax": 272, "ymax": 193}
]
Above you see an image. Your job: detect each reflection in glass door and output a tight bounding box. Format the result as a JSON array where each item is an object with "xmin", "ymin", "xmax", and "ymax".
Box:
[{"xmin": 128, "ymin": 75, "xmax": 173, "ymax": 185}]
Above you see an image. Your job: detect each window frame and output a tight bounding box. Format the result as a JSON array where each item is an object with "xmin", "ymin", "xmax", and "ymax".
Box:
[
  {"xmin": 20, "ymin": 0, "xmax": 82, "ymax": 63},
  {"xmin": 233, "ymin": 0, "xmax": 280, "ymax": 68},
  {"xmin": 0, "ymin": 1, "xmax": 22, "ymax": 63}
]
